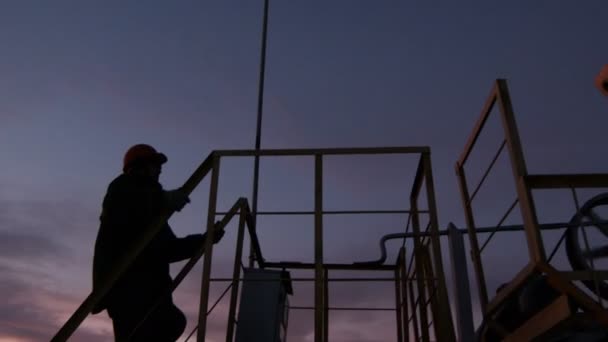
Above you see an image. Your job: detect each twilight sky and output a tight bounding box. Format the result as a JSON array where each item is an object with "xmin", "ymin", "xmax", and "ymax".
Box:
[{"xmin": 1, "ymin": 1, "xmax": 608, "ymax": 341}]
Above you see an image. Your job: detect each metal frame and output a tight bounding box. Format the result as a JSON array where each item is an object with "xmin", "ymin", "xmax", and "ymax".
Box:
[
  {"xmin": 52, "ymin": 146, "xmax": 457, "ymax": 342},
  {"xmin": 205, "ymin": 147, "xmax": 454, "ymax": 342},
  {"xmin": 51, "ymin": 79, "xmax": 608, "ymax": 342},
  {"xmin": 455, "ymin": 79, "xmax": 608, "ymax": 340}
]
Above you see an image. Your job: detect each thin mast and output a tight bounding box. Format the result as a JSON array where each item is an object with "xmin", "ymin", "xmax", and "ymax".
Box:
[{"xmin": 250, "ymin": 0, "xmax": 270, "ymax": 267}]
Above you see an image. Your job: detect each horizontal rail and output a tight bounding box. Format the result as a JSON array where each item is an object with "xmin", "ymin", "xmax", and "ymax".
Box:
[
  {"xmin": 290, "ymin": 306, "xmax": 395, "ymax": 312},
  {"xmin": 207, "ymin": 277, "xmax": 397, "ymax": 282},
  {"xmin": 526, "ymin": 173, "xmax": 608, "ymax": 189},
  {"xmin": 215, "ymin": 146, "xmax": 430, "ymax": 157},
  {"xmin": 216, "ymin": 209, "xmax": 428, "ymax": 216},
  {"xmin": 264, "ymin": 261, "xmax": 396, "ymax": 271}
]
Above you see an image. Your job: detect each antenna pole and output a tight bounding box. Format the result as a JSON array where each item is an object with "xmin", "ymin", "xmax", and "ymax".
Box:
[{"xmin": 250, "ymin": 0, "xmax": 270, "ymax": 267}]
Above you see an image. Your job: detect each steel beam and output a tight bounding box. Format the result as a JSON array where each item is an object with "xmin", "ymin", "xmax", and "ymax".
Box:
[
  {"xmin": 197, "ymin": 155, "xmax": 221, "ymax": 342},
  {"xmin": 216, "ymin": 146, "xmax": 430, "ymax": 157},
  {"xmin": 226, "ymin": 208, "xmax": 247, "ymax": 342},
  {"xmin": 526, "ymin": 173, "xmax": 608, "ymax": 189}
]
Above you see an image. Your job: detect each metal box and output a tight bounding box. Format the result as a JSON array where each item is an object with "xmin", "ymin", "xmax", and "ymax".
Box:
[{"xmin": 235, "ymin": 268, "xmax": 293, "ymax": 342}]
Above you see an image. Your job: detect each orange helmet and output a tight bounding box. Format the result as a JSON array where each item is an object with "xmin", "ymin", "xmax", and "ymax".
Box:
[
  {"xmin": 123, "ymin": 144, "xmax": 167, "ymax": 172},
  {"xmin": 596, "ymin": 64, "xmax": 608, "ymax": 96}
]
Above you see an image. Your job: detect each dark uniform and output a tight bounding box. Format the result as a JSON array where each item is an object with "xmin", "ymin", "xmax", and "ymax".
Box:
[{"xmin": 92, "ymin": 172, "xmax": 203, "ymax": 341}]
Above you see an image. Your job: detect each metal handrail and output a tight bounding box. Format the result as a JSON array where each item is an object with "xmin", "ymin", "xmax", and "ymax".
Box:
[
  {"xmin": 468, "ymin": 140, "xmax": 507, "ymax": 204},
  {"xmin": 126, "ymin": 198, "xmax": 264, "ymax": 339},
  {"xmin": 51, "ymin": 153, "xmax": 218, "ymax": 342}
]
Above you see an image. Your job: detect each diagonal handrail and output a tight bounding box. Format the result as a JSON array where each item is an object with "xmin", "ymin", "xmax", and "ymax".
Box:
[
  {"xmin": 52, "ymin": 153, "xmax": 217, "ymax": 342},
  {"xmin": 126, "ymin": 197, "xmax": 265, "ymax": 340}
]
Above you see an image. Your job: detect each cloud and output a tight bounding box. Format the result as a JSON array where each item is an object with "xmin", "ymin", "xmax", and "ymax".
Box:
[
  {"xmin": 0, "ymin": 263, "xmax": 112, "ymax": 342},
  {"xmin": 0, "ymin": 229, "xmax": 67, "ymax": 261},
  {"xmin": 0, "ymin": 194, "xmax": 109, "ymax": 341}
]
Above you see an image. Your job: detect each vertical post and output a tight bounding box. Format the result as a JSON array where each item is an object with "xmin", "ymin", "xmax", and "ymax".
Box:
[
  {"xmin": 400, "ymin": 248, "xmax": 410, "ymax": 340},
  {"xmin": 197, "ymin": 156, "xmax": 221, "ymax": 342},
  {"xmin": 410, "ymin": 200, "xmax": 430, "ymax": 342},
  {"xmin": 409, "ymin": 270, "xmax": 421, "ymax": 342},
  {"xmin": 496, "ymin": 79, "xmax": 546, "ymax": 264},
  {"xmin": 422, "ymin": 245, "xmax": 451, "ymax": 342},
  {"xmin": 421, "ymin": 247, "xmax": 439, "ymax": 341},
  {"xmin": 324, "ymin": 268, "xmax": 329, "ymax": 342},
  {"xmin": 395, "ymin": 250, "xmax": 404, "ymax": 342},
  {"xmin": 250, "ymin": 0, "xmax": 270, "ymax": 268},
  {"xmin": 455, "ymin": 163, "xmax": 489, "ymax": 310},
  {"xmin": 447, "ymin": 223, "xmax": 475, "ymax": 342},
  {"xmin": 314, "ymin": 154, "xmax": 324, "ymax": 342},
  {"xmin": 226, "ymin": 203, "xmax": 247, "ymax": 342},
  {"xmin": 422, "ymin": 153, "xmax": 455, "ymax": 341}
]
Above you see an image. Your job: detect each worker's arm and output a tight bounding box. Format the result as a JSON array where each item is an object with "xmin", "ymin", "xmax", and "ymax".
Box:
[
  {"xmin": 164, "ymin": 227, "xmax": 225, "ymax": 263},
  {"xmin": 165, "ymin": 232, "xmax": 204, "ymax": 263}
]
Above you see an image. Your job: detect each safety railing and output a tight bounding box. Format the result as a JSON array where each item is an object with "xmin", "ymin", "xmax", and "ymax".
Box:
[
  {"xmin": 53, "ymin": 146, "xmax": 457, "ymax": 342},
  {"xmin": 207, "ymin": 147, "xmax": 455, "ymax": 342},
  {"xmin": 456, "ymin": 79, "xmax": 608, "ymax": 340}
]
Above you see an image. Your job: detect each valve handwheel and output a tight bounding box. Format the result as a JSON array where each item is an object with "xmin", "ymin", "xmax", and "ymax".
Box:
[{"xmin": 565, "ymin": 192, "xmax": 608, "ymax": 300}]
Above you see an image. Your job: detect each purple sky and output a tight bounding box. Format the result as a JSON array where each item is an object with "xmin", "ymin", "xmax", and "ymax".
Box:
[{"xmin": 1, "ymin": 1, "xmax": 608, "ymax": 341}]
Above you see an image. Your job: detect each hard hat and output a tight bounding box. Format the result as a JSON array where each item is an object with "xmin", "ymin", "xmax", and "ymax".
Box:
[
  {"xmin": 596, "ymin": 64, "xmax": 608, "ymax": 96},
  {"xmin": 123, "ymin": 144, "xmax": 168, "ymax": 172}
]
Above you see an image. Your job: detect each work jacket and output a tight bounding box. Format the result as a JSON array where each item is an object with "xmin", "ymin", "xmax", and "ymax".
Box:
[{"xmin": 92, "ymin": 173, "xmax": 201, "ymax": 314}]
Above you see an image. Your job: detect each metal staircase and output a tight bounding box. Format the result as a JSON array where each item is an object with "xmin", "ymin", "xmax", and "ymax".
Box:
[{"xmin": 52, "ymin": 146, "xmax": 457, "ymax": 342}]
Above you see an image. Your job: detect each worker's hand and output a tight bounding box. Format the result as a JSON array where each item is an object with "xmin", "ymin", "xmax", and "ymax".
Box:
[
  {"xmin": 202, "ymin": 223, "xmax": 225, "ymax": 244},
  {"xmin": 164, "ymin": 188, "xmax": 190, "ymax": 212}
]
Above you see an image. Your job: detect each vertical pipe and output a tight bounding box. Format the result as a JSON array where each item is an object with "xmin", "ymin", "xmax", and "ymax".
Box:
[
  {"xmin": 447, "ymin": 223, "xmax": 475, "ymax": 342},
  {"xmin": 324, "ymin": 268, "xmax": 329, "ymax": 341},
  {"xmin": 422, "ymin": 154, "xmax": 455, "ymax": 341},
  {"xmin": 315, "ymin": 154, "xmax": 324, "ymax": 342},
  {"xmin": 409, "ymin": 271, "xmax": 421, "ymax": 341},
  {"xmin": 250, "ymin": 0, "xmax": 270, "ymax": 268},
  {"xmin": 226, "ymin": 203, "xmax": 247, "ymax": 342},
  {"xmin": 197, "ymin": 156, "xmax": 221, "ymax": 342},
  {"xmin": 421, "ymin": 245, "xmax": 446, "ymax": 342},
  {"xmin": 455, "ymin": 163, "xmax": 489, "ymax": 310},
  {"xmin": 410, "ymin": 200, "xmax": 429, "ymax": 342},
  {"xmin": 400, "ymin": 248, "xmax": 409, "ymax": 340}
]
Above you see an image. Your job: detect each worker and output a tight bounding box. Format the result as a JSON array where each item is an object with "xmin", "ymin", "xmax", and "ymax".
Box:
[{"xmin": 92, "ymin": 144, "xmax": 224, "ymax": 341}]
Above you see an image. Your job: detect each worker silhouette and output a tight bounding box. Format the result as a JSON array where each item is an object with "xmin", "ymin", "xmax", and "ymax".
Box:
[{"xmin": 92, "ymin": 144, "xmax": 224, "ymax": 341}]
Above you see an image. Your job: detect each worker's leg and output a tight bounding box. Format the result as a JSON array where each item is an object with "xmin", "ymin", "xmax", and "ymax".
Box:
[
  {"xmin": 108, "ymin": 298, "xmax": 186, "ymax": 342},
  {"xmin": 141, "ymin": 300, "xmax": 187, "ymax": 342}
]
